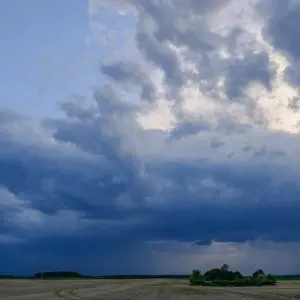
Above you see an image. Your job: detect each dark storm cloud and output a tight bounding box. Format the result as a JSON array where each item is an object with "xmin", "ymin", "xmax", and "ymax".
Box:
[
  {"xmin": 2, "ymin": 0, "xmax": 300, "ymax": 275},
  {"xmin": 1, "ymin": 105, "xmax": 300, "ymax": 273},
  {"xmin": 1, "ymin": 104, "xmax": 299, "ymax": 247},
  {"xmin": 143, "ymin": 203, "xmax": 300, "ymax": 244}
]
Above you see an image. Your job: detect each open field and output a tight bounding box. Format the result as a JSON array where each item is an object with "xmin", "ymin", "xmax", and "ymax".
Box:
[{"xmin": 1, "ymin": 279, "xmax": 300, "ymax": 300}]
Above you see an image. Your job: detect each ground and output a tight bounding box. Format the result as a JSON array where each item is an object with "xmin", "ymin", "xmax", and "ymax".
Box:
[{"xmin": 1, "ymin": 279, "xmax": 300, "ymax": 299}]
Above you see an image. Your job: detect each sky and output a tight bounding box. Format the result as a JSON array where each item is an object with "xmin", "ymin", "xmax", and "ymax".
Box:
[{"xmin": 1, "ymin": 0, "xmax": 300, "ymax": 276}]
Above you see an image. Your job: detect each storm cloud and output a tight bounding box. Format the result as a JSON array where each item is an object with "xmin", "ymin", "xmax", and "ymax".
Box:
[{"xmin": 1, "ymin": 0, "xmax": 300, "ymax": 275}]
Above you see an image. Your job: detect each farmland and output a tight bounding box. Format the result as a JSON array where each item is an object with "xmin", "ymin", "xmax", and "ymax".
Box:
[{"xmin": 1, "ymin": 279, "xmax": 300, "ymax": 300}]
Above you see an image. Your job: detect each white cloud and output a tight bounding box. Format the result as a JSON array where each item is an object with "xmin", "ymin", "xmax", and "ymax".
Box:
[
  {"xmin": 88, "ymin": 0, "xmax": 136, "ymax": 16},
  {"xmin": 88, "ymin": 0, "xmax": 300, "ymax": 136},
  {"xmin": 83, "ymin": 0, "xmax": 300, "ymax": 180}
]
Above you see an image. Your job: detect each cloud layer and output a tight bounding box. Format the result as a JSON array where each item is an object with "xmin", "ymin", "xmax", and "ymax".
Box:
[{"xmin": 1, "ymin": 0, "xmax": 300, "ymax": 275}]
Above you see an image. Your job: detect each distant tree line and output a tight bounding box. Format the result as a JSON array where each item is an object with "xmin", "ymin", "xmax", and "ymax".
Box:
[
  {"xmin": 0, "ymin": 275, "xmax": 30, "ymax": 279},
  {"xmin": 0, "ymin": 269, "xmax": 299, "ymax": 281},
  {"xmin": 189, "ymin": 264, "xmax": 277, "ymax": 286},
  {"xmin": 32, "ymin": 272, "xmax": 189, "ymax": 280},
  {"xmin": 34, "ymin": 271, "xmax": 83, "ymax": 279}
]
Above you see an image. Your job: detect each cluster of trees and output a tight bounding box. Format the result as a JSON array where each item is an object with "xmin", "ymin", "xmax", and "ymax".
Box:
[{"xmin": 189, "ymin": 264, "xmax": 276, "ymax": 287}]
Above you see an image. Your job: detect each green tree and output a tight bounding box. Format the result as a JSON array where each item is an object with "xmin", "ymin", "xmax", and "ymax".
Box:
[
  {"xmin": 191, "ymin": 269, "xmax": 201, "ymax": 279},
  {"xmin": 252, "ymin": 269, "xmax": 265, "ymax": 278},
  {"xmin": 221, "ymin": 264, "xmax": 229, "ymax": 271},
  {"xmin": 234, "ymin": 271, "xmax": 244, "ymax": 279},
  {"xmin": 267, "ymin": 274, "xmax": 276, "ymax": 285}
]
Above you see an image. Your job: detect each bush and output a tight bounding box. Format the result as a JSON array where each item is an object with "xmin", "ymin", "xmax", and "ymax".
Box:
[
  {"xmin": 211, "ymin": 279, "xmax": 254, "ymax": 287},
  {"xmin": 251, "ymin": 274, "xmax": 276, "ymax": 286},
  {"xmin": 234, "ymin": 271, "xmax": 244, "ymax": 279},
  {"xmin": 189, "ymin": 278, "xmax": 201, "ymax": 285},
  {"xmin": 258, "ymin": 276, "xmax": 276, "ymax": 286},
  {"xmin": 202, "ymin": 281, "xmax": 218, "ymax": 286},
  {"xmin": 232, "ymin": 278, "xmax": 252, "ymax": 286},
  {"xmin": 189, "ymin": 269, "xmax": 204, "ymax": 284},
  {"xmin": 267, "ymin": 274, "xmax": 276, "ymax": 283},
  {"xmin": 191, "ymin": 269, "xmax": 201, "ymax": 279},
  {"xmin": 189, "ymin": 279, "xmax": 217, "ymax": 286},
  {"xmin": 211, "ymin": 280, "xmax": 233, "ymax": 286},
  {"xmin": 252, "ymin": 269, "xmax": 265, "ymax": 278}
]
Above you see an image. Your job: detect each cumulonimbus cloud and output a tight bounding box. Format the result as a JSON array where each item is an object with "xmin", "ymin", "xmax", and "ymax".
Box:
[{"xmin": 1, "ymin": 0, "xmax": 300, "ymax": 274}]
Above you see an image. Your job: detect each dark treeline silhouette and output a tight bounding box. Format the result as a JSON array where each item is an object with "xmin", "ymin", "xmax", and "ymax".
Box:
[
  {"xmin": 0, "ymin": 275, "xmax": 28, "ymax": 279},
  {"xmin": 34, "ymin": 271, "xmax": 83, "ymax": 279},
  {"xmin": 0, "ymin": 272, "xmax": 189, "ymax": 280},
  {"xmin": 88, "ymin": 274, "xmax": 188, "ymax": 279},
  {"xmin": 32, "ymin": 272, "xmax": 189, "ymax": 279},
  {"xmin": 0, "ymin": 269, "xmax": 299, "ymax": 280},
  {"xmin": 190, "ymin": 264, "xmax": 277, "ymax": 286}
]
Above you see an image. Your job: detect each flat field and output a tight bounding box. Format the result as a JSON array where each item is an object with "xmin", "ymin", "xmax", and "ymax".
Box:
[{"xmin": 1, "ymin": 279, "xmax": 300, "ymax": 300}]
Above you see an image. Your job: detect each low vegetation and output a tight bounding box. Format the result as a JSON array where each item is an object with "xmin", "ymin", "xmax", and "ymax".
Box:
[{"xmin": 189, "ymin": 264, "xmax": 276, "ymax": 287}]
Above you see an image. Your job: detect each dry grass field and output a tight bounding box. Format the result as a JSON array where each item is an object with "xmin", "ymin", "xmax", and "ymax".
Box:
[{"xmin": 1, "ymin": 279, "xmax": 300, "ymax": 300}]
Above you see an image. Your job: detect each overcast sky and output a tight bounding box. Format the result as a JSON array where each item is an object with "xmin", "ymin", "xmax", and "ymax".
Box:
[{"xmin": 1, "ymin": 0, "xmax": 300, "ymax": 276}]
